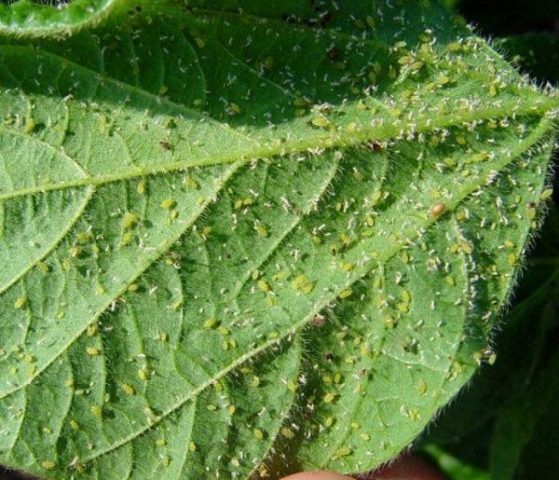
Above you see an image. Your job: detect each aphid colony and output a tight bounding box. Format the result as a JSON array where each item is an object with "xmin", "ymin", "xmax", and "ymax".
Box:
[{"xmin": 0, "ymin": 1, "xmax": 557, "ymax": 477}]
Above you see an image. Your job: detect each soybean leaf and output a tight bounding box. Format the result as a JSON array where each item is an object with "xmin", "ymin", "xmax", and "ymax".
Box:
[
  {"xmin": 0, "ymin": 0, "xmax": 133, "ymax": 38},
  {"xmin": 420, "ymin": 206, "xmax": 559, "ymax": 476},
  {"xmin": 423, "ymin": 260, "xmax": 559, "ymax": 447},
  {"xmin": 424, "ymin": 444, "xmax": 491, "ymax": 480},
  {"xmin": 0, "ymin": 2, "xmax": 557, "ymax": 480}
]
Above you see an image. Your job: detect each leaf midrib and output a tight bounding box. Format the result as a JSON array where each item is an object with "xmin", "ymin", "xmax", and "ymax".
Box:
[
  {"xmin": 77, "ymin": 116, "xmax": 554, "ymax": 466},
  {"xmin": 0, "ymin": 60, "xmax": 556, "ymax": 202},
  {"xmin": 0, "ymin": 34, "xmax": 556, "ymax": 201}
]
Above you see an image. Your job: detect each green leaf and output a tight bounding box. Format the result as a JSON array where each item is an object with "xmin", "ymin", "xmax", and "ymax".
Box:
[
  {"xmin": 0, "ymin": 0, "xmax": 132, "ymax": 38},
  {"xmin": 420, "ymin": 207, "xmax": 559, "ymax": 478},
  {"xmin": 0, "ymin": 2, "xmax": 557, "ymax": 479},
  {"xmin": 424, "ymin": 444, "xmax": 491, "ymax": 480},
  {"xmin": 441, "ymin": 0, "xmax": 460, "ymax": 10},
  {"xmin": 422, "ymin": 262, "xmax": 559, "ymax": 447}
]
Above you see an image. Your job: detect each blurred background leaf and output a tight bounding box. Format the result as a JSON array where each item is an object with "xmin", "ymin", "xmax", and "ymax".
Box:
[
  {"xmin": 497, "ymin": 34, "xmax": 559, "ymax": 85},
  {"xmin": 424, "ymin": 445, "xmax": 491, "ymax": 480},
  {"xmin": 458, "ymin": 0, "xmax": 559, "ymax": 36},
  {"xmin": 490, "ymin": 348, "xmax": 559, "ymax": 480}
]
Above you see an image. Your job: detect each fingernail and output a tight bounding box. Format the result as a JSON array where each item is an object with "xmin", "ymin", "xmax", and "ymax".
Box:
[{"xmin": 281, "ymin": 472, "xmax": 353, "ymax": 480}]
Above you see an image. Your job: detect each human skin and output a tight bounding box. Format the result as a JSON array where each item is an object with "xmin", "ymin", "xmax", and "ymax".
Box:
[{"xmin": 280, "ymin": 454, "xmax": 447, "ymax": 480}]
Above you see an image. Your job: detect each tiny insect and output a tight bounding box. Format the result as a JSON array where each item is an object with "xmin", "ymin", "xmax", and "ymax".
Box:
[
  {"xmin": 430, "ymin": 202, "xmax": 446, "ymax": 217},
  {"xmin": 312, "ymin": 314, "xmax": 326, "ymax": 327},
  {"xmin": 366, "ymin": 141, "xmax": 383, "ymax": 152}
]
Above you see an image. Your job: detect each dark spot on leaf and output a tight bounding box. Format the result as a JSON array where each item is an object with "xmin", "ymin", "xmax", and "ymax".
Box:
[{"xmin": 327, "ymin": 47, "xmax": 340, "ymax": 62}]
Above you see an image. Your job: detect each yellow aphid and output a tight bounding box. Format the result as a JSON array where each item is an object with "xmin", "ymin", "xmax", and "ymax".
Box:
[
  {"xmin": 122, "ymin": 212, "xmax": 138, "ymax": 229},
  {"xmin": 121, "ymin": 384, "xmax": 135, "ymax": 396},
  {"xmin": 14, "ymin": 296, "xmax": 27, "ymax": 310},
  {"xmin": 86, "ymin": 346, "xmax": 101, "ymax": 356},
  {"xmin": 257, "ymin": 279, "xmax": 271, "ymax": 293},
  {"xmin": 90, "ymin": 405, "xmax": 103, "ymax": 417},
  {"xmin": 310, "ymin": 116, "xmax": 331, "ymax": 129},
  {"xmin": 41, "ymin": 461, "xmax": 56, "ymax": 470},
  {"xmin": 160, "ymin": 198, "xmax": 177, "ymax": 210},
  {"xmin": 291, "ymin": 275, "xmax": 314, "ymax": 294}
]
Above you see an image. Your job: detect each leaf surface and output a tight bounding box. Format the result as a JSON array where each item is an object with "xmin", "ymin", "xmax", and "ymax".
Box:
[
  {"xmin": 0, "ymin": 1, "xmax": 557, "ymax": 479},
  {"xmin": 0, "ymin": 0, "xmax": 129, "ymax": 38},
  {"xmin": 420, "ymin": 206, "xmax": 559, "ymax": 480}
]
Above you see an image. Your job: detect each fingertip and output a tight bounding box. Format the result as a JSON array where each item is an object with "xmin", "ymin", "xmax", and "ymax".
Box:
[
  {"xmin": 281, "ymin": 472, "xmax": 353, "ymax": 480},
  {"xmin": 358, "ymin": 454, "xmax": 447, "ymax": 480}
]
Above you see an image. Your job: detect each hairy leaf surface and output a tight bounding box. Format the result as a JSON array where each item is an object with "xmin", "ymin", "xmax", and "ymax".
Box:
[
  {"xmin": 0, "ymin": 1, "xmax": 557, "ymax": 479},
  {"xmin": 0, "ymin": 0, "xmax": 127, "ymax": 38}
]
